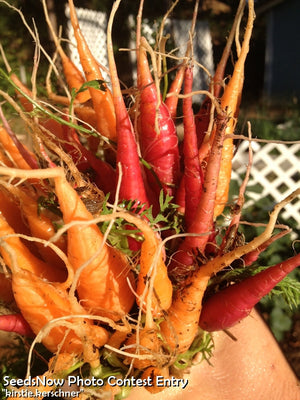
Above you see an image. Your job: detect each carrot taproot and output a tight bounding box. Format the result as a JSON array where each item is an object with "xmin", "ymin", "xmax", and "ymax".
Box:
[
  {"xmin": 195, "ymin": 0, "xmax": 246, "ymax": 151},
  {"xmin": 123, "ymin": 326, "xmax": 163, "ymax": 370},
  {"xmin": 1, "ymin": 182, "xmax": 67, "ymax": 268},
  {"xmin": 168, "ymin": 111, "xmax": 228, "ymax": 283},
  {"xmin": 11, "ymin": 267, "xmax": 108, "ymax": 359},
  {"xmin": 0, "ymin": 313, "xmax": 34, "ymax": 337},
  {"xmin": 42, "ymin": 0, "xmax": 91, "ymax": 104},
  {"xmin": 182, "ymin": 65, "xmax": 203, "ymax": 229},
  {"xmin": 107, "ymin": 1, "xmax": 150, "ymax": 208},
  {"xmin": 136, "ymin": 37, "xmax": 180, "ymax": 197},
  {"xmin": 199, "ymin": 253, "xmax": 300, "ymax": 332},
  {"xmin": 161, "ymin": 188, "xmax": 300, "ymax": 353},
  {"xmin": 96, "ymin": 210, "xmax": 173, "ymax": 316},
  {"xmin": 0, "ymin": 187, "xmax": 33, "ymax": 239},
  {"xmin": 11, "ymin": 284, "xmax": 107, "ymax": 374},
  {"xmin": 68, "ymin": 0, "xmax": 117, "ymax": 141},
  {"xmin": 0, "ymin": 213, "xmax": 67, "ymax": 283},
  {"xmin": 0, "ymin": 125, "xmax": 37, "ymax": 170},
  {"xmin": 164, "ymin": 0, "xmax": 198, "ymax": 121},
  {"xmin": 53, "ymin": 172, "xmax": 135, "ymax": 321},
  {"xmin": 213, "ymin": 0, "xmax": 254, "ymax": 218},
  {"xmin": 165, "ymin": 62, "xmax": 186, "ymax": 121}
]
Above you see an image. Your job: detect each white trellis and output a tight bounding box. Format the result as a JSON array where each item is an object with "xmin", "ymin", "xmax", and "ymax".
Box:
[{"xmin": 231, "ymin": 140, "xmax": 300, "ymax": 225}]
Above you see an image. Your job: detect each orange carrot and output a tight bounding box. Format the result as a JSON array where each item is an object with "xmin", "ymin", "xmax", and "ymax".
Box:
[
  {"xmin": 195, "ymin": 0, "xmax": 246, "ymax": 153},
  {"xmin": 0, "ymin": 213, "xmax": 66, "ymax": 283},
  {"xmin": 53, "ymin": 172, "xmax": 135, "ymax": 321},
  {"xmin": 42, "ymin": 0, "xmax": 91, "ymax": 104},
  {"xmin": 165, "ymin": 63, "xmax": 186, "ymax": 121},
  {"xmin": 0, "ymin": 188, "xmax": 32, "ymax": 237},
  {"xmin": 213, "ymin": 0, "xmax": 254, "ymax": 218},
  {"xmin": 11, "ymin": 267, "xmax": 108, "ymax": 365},
  {"xmin": 1, "ymin": 183, "xmax": 67, "ymax": 267},
  {"xmin": 68, "ymin": 0, "xmax": 117, "ymax": 141},
  {"xmin": 0, "ymin": 126, "xmax": 36, "ymax": 170}
]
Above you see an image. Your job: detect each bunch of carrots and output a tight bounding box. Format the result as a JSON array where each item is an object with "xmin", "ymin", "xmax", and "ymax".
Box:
[{"xmin": 0, "ymin": 0, "xmax": 299, "ymax": 398}]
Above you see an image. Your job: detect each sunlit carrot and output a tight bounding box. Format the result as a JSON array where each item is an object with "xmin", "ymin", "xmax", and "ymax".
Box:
[
  {"xmin": 0, "ymin": 126, "xmax": 36, "ymax": 170},
  {"xmin": 107, "ymin": 1, "xmax": 150, "ymax": 208},
  {"xmin": 168, "ymin": 111, "xmax": 228, "ymax": 283},
  {"xmin": 42, "ymin": 0, "xmax": 91, "ymax": 104},
  {"xmin": 182, "ymin": 65, "xmax": 202, "ymax": 229},
  {"xmin": 137, "ymin": 37, "xmax": 180, "ymax": 197},
  {"xmin": 68, "ymin": 0, "xmax": 117, "ymax": 141},
  {"xmin": 1, "ymin": 182, "xmax": 67, "ymax": 267},
  {"xmin": 0, "ymin": 188, "xmax": 32, "ymax": 238},
  {"xmin": 0, "ymin": 213, "xmax": 66, "ymax": 282},
  {"xmin": 165, "ymin": 62, "xmax": 186, "ymax": 121},
  {"xmin": 199, "ymin": 252, "xmax": 300, "ymax": 332},
  {"xmin": 53, "ymin": 171, "xmax": 135, "ymax": 321},
  {"xmin": 11, "ymin": 267, "xmax": 108, "ymax": 364},
  {"xmin": 195, "ymin": 0, "xmax": 246, "ymax": 151},
  {"xmin": 213, "ymin": 0, "xmax": 254, "ymax": 218}
]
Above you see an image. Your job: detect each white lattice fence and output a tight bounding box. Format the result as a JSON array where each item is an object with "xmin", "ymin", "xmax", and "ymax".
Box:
[{"xmin": 231, "ymin": 140, "xmax": 300, "ymax": 224}]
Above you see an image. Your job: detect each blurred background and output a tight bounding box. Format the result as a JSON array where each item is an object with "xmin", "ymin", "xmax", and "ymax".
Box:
[{"xmin": 0, "ymin": 0, "xmax": 299, "ymax": 376}]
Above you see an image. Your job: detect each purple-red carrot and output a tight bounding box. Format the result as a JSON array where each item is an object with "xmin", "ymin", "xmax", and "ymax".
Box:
[
  {"xmin": 168, "ymin": 111, "xmax": 228, "ymax": 283},
  {"xmin": 136, "ymin": 37, "xmax": 180, "ymax": 198},
  {"xmin": 107, "ymin": 2, "xmax": 149, "ymax": 208},
  {"xmin": 0, "ymin": 313, "xmax": 34, "ymax": 337},
  {"xmin": 199, "ymin": 253, "xmax": 300, "ymax": 332}
]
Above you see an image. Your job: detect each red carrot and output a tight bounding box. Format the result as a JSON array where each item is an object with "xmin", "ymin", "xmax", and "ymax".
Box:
[
  {"xmin": 168, "ymin": 111, "xmax": 228, "ymax": 283},
  {"xmin": 137, "ymin": 37, "xmax": 180, "ymax": 197},
  {"xmin": 59, "ymin": 119, "xmax": 116, "ymax": 196},
  {"xmin": 199, "ymin": 253, "xmax": 300, "ymax": 332},
  {"xmin": 182, "ymin": 66, "xmax": 202, "ymax": 229},
  {"xmin": 107, "ymin": 1, "xmax": 149, "ymax": 208},
  {"xmin": 0, "ymin": 313, "xmax": 34, "ymax": 337}
]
